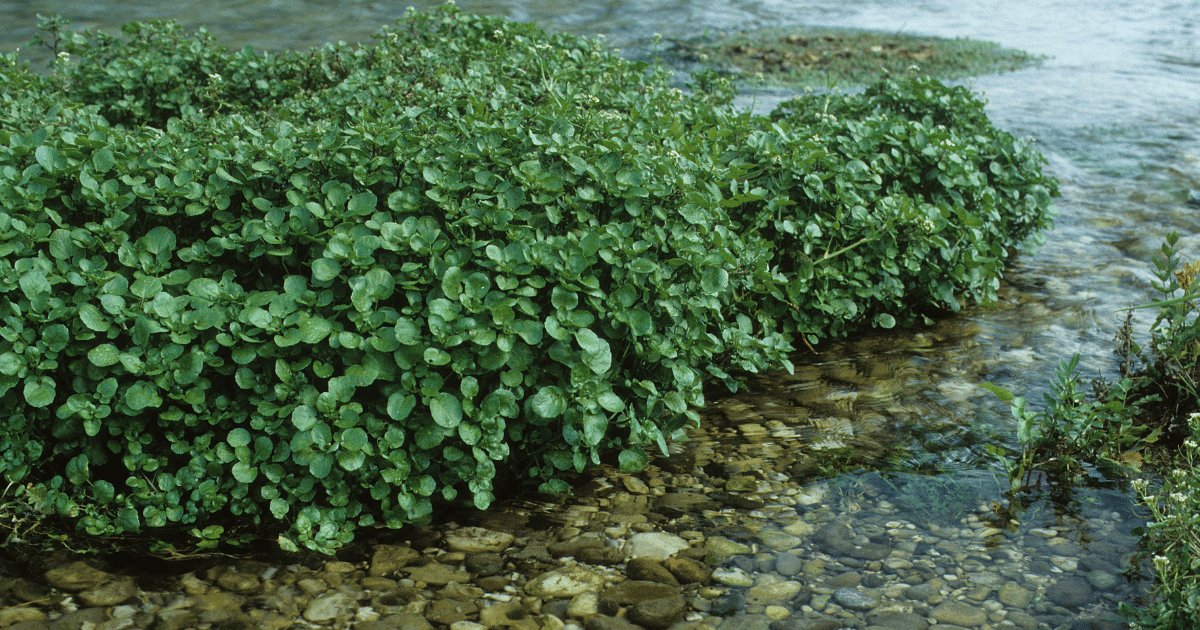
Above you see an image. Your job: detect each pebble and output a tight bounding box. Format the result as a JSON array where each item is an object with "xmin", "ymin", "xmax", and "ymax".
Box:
[{"xmin": 626, "ymin": 532, "xmax": 689, "ymax": 559}]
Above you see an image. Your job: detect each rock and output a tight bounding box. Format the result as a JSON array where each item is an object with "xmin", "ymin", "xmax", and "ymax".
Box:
[
  {"xmin": 766, "ymin": 613, "xmax": 842, "ymax": 630},
  {"xmin": 662, "ymin": 557, "xmax": 712, "ymax": 585},
  {"xmin": 526, "ymin": 566, "xmax": 609, "ymax": 599},
  {"xmin": 930, "ymin": 600, "xmax": 987, "ymax": 627},
  {"xmin": 758, "ymin": 530, "xmax": 802, "ymax": 552},
  {"xmin": 725, "ymin": 475, "xmax": 758, "ymax": 492},
  {"xmin": 704, "ymin": 537, "xmax": 753, "ymax": 565},
  {"xmin": 904, "ymin": 583, "xmax": 940, "ymax": 604},
  {"xmin": 998, "ymin": 581, "xmax": 1031, "ymax": 608},
  {"xmin": 358, "ymin": 613, "xmax": 435, "ymax": 630},
  {"xmin": 478, "ymin": 600, "xmax": 539, "ymax": 630},
  {"xmin": 1005, "ymin": 610, "xmax": 1039, "ymax": 630},
  {"xmin": 868, "ymin": 610, "xmax": 929, "ymax": 630},
  {"xmin": 598, "ymin": 581, "xmax": 681, "ymax": 615},
  {"xmin": 848, "ymin": 542, "xmax": 892, "ymax": 561},
  {"xmin": 1086, "ymin": 569, "xmax": 1119, "ymax": 590},
  {"xmin": 464, "ymin": 553, "xmax": 504, "ymax": 576},
  {"xmin": 653, "ymin": 493, "xmax": 718, "ymax": 516},
  {"xmin": 548, "ymin": 538, "xmax": 605, "ymax": 558},
  {"xmin": 1045, "ymin": 577, "xmax": 1093, "ymax": 607},
  {"xmin": 627, "ymin": 557, "xmax": 679, "ymax": 586},
  {"xmin": 445, "ymin": 527, "xmax": 516, "ymax": 554},
  {"xmin": 584, "ymin": 615, "xmax": 643, "ymax": 630},
  {"xmin": 0, "ymin": 606, "xmax": 46, "ymax": 626},
  {"xmin": 622, "ymin": 477, "xmax": 650, "ymax": 493},
  {"xmin": 708, "ymin": 589, "xmax": 746, "ymax": 616},
  {"xmin": 716, "ymin": 612, "xmax": 772, "ymax": 630},
  {"xmin": 626, "ymin": 594, "xmax": 686, "ymax": 629},
  {"xmin": 625, "ymin": 532, "xmax": 689, "ymax": 559},
  {"xmin": 370, "ymin": 545, "xmax": 421, "ymax": 577},
  {"xmin": 425, "ymin": 598, "xmax": 479, "ymax": 626},
  {"xmin": 79, "ymin": 577, "xmax": 138, "ymax": 606},
  {"xmin": 813, "ymin": 522, "xmax": 854, "ymax": 554},
  {"xmin": 154, "ymin": 608, "xmax": 201, "ymax": 630},
  {"xmin": 747, "ymin": 580, "xmax": 803, "ymax": 606},
  {"xmin": 43, "ymin": 561, "xmax": 113, "ymax": 591},
  {"xmin": 568, "ymin": 592, "xmax": 600, "ymax": 618},
  {"xmin": 216, "ymin": 569, "xmax": 262, "ymax": 594},
  {"xmin": 303, "ymin": 592, "xmax": 353, "ymax": 623},
  {"xmin": 832, "ymin": 588, "xmax": 882, "ymax": 611},
  {"xmin": 774, "ymin": 554, "xmax": 803, "ymax": 578},
  {"xmin": 191, "ymin": 591, "xmax": 245, "ymax": 624},
  {"xmin": 362, "ymin": 577, "xmax": 400, "ymax": 591},
  {"xmin": 405, "ymin": 563, "xmax": 471, "ymax": 586},
  {"xmin": 577, "ymin": 547, "xmax": 627, "ymax": 566},
  {"xmin": 712, "ymin": 567, "xmax": 754, "ymax": 587}
]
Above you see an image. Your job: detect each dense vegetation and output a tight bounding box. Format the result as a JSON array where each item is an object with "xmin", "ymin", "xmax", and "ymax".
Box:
[{"xmin": 0, "ymin": 6, "xmax": 1056, "ymax": 553}]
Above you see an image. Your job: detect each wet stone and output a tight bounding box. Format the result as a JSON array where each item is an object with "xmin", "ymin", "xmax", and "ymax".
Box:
[
  {"xmin": 869, "ymin": 610, "xmax": 930, "ymax": 630},
  {"xmin": 747, "ymin": 580, "xmax": 803, "ymax": 606},
  {"xmin": 303, "ymin": 591, "xmax": 353, "ymax": 623},
  {"xmin": 1086, "ymin": 569, "xmax": 1119, "ymax": 590},
  {"xmin": 577, "ymin": 547, "xmax": 627, "ymax": 566},
  {"xmin": 444, "ymin": 527, "xmax": 515, "ymax": 554},
  {"xmin": 216, "ymin": 569, "xmax": 261, "ymax": 594},
  {"xmin": 79, "ymin": 577, "xmax": 138, "ymax": 607},
  {"xmin": 759, "ymin": 530, "xmax": 803, "ymax": 552},
  {"xmin": 769, "ymin": 613, "xmax": 843, "ymax": 630},
  {"xmin": 930, "ymin": 600, "xmax": 987, "ymax": 627},
  {"xmin": 662, "ymin": 557, "xmax": 712, "ymax": 585},
  {"xmin": 0, "ymin": 606, "xmax": 46, "ymax": 626},
  {"xmin": 425, "ymin": 598, "xmax": 479, "ymax": 625},
  {"xmin": 998, "ymin": 582, "xmax": 1031, "ymax": 608},
  {"xmin": 584, "ymin": 615, "xmax": 643, "ymax": 630},
  {"xmin": 832, "ymin": 587, "xmax": 882, "ymax": 611},
  {"xmin": 626, "ymin": 557, "xmax": 679, "ymax": 586},
  {"xmin": 1045, "ymin": 577, "xmax": 1094, "ymax": 608},
  {"xmin": 463, "ymin": 552, "xmax": 504, "ymax": 576},
  {"xmin": 548, "ymin": 538, "xmax": 604, "ymax": 558},
  {"xmin": 626, "ymin": 532, "xmax": 689, "ymax": 559},
  {"xmin": 43, "ymin": 561, "xmax": 113, "ymax": 591},
  {"xmin": 705, "ymin": 537, "xmax": 752, "ymax": 565},
  {"xmin": 626, "ymin": 594, "xmax": 686, "ymax": 629},
  {"xmin": 848, "ymin": 542, "xmax": 892, "ymax": 561},
  {"xmin": 527, "ymin": 565, "xmax": 608, "ymax": 599},
  {"xmin": 370, "ymin": 545, "xmax": 421, "ymax": 577},
  {"xmin": 774, "ymin": 553, "xmax": 803, "ymax": 577},
  {"xmin": 405, "ymin": 563, "xmax": 471, "ymax": 586},
  {"xmin": 813, "ymin": 522, "xmax": 854, "ymax": 554}
]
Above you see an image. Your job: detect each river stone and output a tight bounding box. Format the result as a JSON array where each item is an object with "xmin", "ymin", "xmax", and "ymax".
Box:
[
  {"xmin": 79, "ymin": 577, "xmax": 138, "ymax": 606},
  {"xmin": 464, "ymin": 552, "xmax": 504, "ymax": 576},
  {"xmin": 478, "ymin": 600, "xmax": 539, "ymax": 630},
  {"xmin": 358, "ymin": 613, "xmax": 435, "ymax": 630},
  {"xmin": 44, "ymin": 561, "xmax": 113, "ymax": 591},
  {"xmin": 0, "ymin": 606, "xmax": 46, "ymax": 626},
  {"xmin": 869, "ymin": 610, "xmax": 930, "ymax": 630},
  {"xmin": 626, "ymin": 532, "xmax": 689, "ymax": 559},
  {"xmin": 1086, "ymin": 569, "xmax": 1119, "ymax": 590},
  {"xmin": 406, "ymin": 563, "xmax": 471, "ymax": 586},
  {"xmin": 627, "ymin": 557, "xmax": 679, "ymax": 586},
  {"xmin": 848, "ymin": 542, "xmax": 892, "ymax": 561},
  {"xmin": 548, "ymin": 538, "xmax": 605, "ymax": 558},
  {"xmin": 832, "ymin": 588, "xmax": 882, "ymax": 611},
  {"xmin": 712, "ymin": 567, "xmax": 754, "ymax": 588},
  {"xmin": 303, "ymin": 591, "xmax": 352, "ymax": 623},
  {"xmin": 1005, "ymin": 610, "xmax": 1038, "ymax": 630},
  {"xmin": 370, "ymin": 545, "xmax": 421, "ymax": 577},
  {"xmin": 425, "ymin": 598, "xmax": 479, "ymax": 626},
  {"xmin": 715, "ymin": 612, "xmax": 771, "ymax": 630},
  {"xmin": 1045, "ymin": 577, "xmax": 1093, "ymax": 607},
  {"xmin": 775, "ymin": 553, "xmax": 803, "ymax": 577},
  {"xmin": 770, "ymin": 613, "xmax": 843, "ymax": 630},
  {"xmin": 998, "ymin": 582, "xmax": 1031, "ymax": 608},
  {"xmin": 759, "ymin": 530, "xmax": 803, "ymax": 551},
  {"xmin": 445, "ymin": 527, "xmax": 515, "ymax": 553},
  {"xmin": 598, "ymin": 581, "xmax": 681, "ymax": 614},
  {"xmin": 216, "ymin": 569, "xmax": 261, "ymax": 594},
  {"xmin": 584, "ymin": 615, "xmax": 643, "ymax": 630},
  {"xmin": 813, "ymin": 522, "xmax": 854, "ymax": 554},
  {"xmin": 626, "ymin": 594, "xmax": 686, "ymax": 629},
  {"xmin": 568, "ymin": 592, "xmax": 600, "ymax": 618},
  {"xmin": 526, "ymin": 566, "xmax": 608, "ymax": 599},
  {"xmin": 747, "ymin": 580, "xmax": 803, "ymax": 606},
  {"xmin": 662, "ymin": 557, "xmax": 712, "ymax": 585},
  {"xmin": 578, "ymin": 547, "xmax": 627, "ymax": 566},
  {"xmin": 705, "ymin": 537, "xmax": 752, "ymax": 565},
  {"xmin": 930, "ymin": 601, "xmax": 987, "ymax": 627}
]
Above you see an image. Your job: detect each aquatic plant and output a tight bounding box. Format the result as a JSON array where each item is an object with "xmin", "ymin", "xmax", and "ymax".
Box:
[{"xmin": 0, "ymin": 6, "xmax": 1055, "ymax": 553}]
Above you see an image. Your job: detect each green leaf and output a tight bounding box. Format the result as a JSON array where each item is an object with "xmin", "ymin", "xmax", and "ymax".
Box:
[
  {"xmin": 0, "ymin": 352, "xmax": 22, "ymax": 375},
  {"xmin": 874, "ymin": 313, "xmax": 897, "ymax": 329},
  {"xmin": 347, "ymin": 191, "xmax": 377, "ymax": 215},
  {"xmin": 978, "ymin": 382, "xmax": 1015, "ymax": 403},
  {"xmin": 430, "ymin": 392, "xmax": 463, "ymax": 428},
  {"xmin": 43, "ymin": 324, "xmax": 70, "ymax": 352},
  {"xmin": 531, "ymin": 386, "xmax": 567, "ymax": 418},
  {"xmin": 582, "ymin": 412, "xmax": 607, "ymax": 446},
  {"xmin": 424, "ymin": 348, "xmax": 451, "ymax": 365},
  {"xmin": 227, "ymin": 428, "xmax": 252, "ymax": 448},
  {"xmin": 65, "ymin": 454, "xmax": 90, "ymax": 485},
  {"xmin": 300, "ymin": 317, "xmax": 333, "ymax": 343},
  {"xmin": 78, "ymin": 304, "xmax": 110, "ymax": 332},
  {"xmin": 388, "ymin": 392, "xmax": 416, "ymax": 421},
  {"xmin": 292, "ymin": 405, "xmax": 318, "ymax": 430},
  {"xmin": 312, "ymin": 258, "xmax": 341, "ymax": 282},
  {"xmin": 92, "ymin": 147, "xmax": 116, "ymax": 172},
  {"xmin": 270, "ymin": 497, "xmax": 290, "ymax": 519},
  {"xmin": 88, "ymin": 344, "xmax": 121, "ymax": 367},
  {"xmin": 700, "ymin": 267, "xmax": 729, "ymax": 295},
  {"xmin": 342, "ymin": 427, "xmax": 369, "ymax": 451},
  {"xmin": 232, "ymin": 461, "xmax": 258, "ymax": 483},
  {"xmin": 125, "ymin": 381, "xmax": 162, "ymax": 411},
  {"xmin": 19, "ymin": 269, "xmax": 50, "ymax": 299},
  {"xmin": 309, "ymin": 453, "xmax": 333, "ymax": 479},
  {"xmin": 442, "ymin": 266, "xmax": 463, "ymax": 299},
  {"xmin": 35, "ymin": 145, "xmax": 60, "ymax": 173},
  {"xmin": 131, "ymin": 276, "xmax": 163, "ymax": 299},
  {"xmin": 575, "ymin": 329, "xmax": 611, "ymax": 374},
  {"xmin": 619, "ymin": 446, "xmax": 648, "ymax": 472}
]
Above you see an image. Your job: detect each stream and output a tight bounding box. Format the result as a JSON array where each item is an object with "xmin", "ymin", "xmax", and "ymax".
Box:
[{"xmin": 4, "ymin": 0, "xmax": 1200, "ymax": 626}]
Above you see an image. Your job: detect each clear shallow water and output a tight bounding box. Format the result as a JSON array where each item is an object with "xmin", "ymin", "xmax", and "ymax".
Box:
[{"xmin": 5, "ymin": 0, "xmax": 1199, "ymax": 619}]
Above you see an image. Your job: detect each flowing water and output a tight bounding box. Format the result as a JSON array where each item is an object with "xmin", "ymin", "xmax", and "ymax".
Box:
[{"xmin": 4, "ymin": 0, "xmax": 1200, "ymax": 624}]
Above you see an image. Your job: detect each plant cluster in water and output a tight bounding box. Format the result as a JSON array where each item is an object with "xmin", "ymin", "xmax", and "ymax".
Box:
[
  {"xmin": 663, "ymin": 26, "xmax": 1046, "ymax": 89},
  {"xmin": 0, "ymin": 6, "xmax": 1055, "ymax": 553},
  {"xmin": 985, "ymin": 232, "xmax": 1200, "ymax": 627}
]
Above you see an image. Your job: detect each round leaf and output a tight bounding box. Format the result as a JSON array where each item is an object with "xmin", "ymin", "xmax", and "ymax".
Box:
[{"xmin": 430, "ymin": 392, "xmax": 463, "ymax": 428}]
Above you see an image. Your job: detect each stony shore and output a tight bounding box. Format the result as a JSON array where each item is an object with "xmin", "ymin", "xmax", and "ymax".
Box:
[{"xmin": 0, "ymin": 442, "xmax": 1144, "ymax": 630}]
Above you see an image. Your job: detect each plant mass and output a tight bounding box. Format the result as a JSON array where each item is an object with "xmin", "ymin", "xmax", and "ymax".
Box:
[{"xmin": 0, "ymin": 6, "xmax": 1055, "ymax": 552}]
